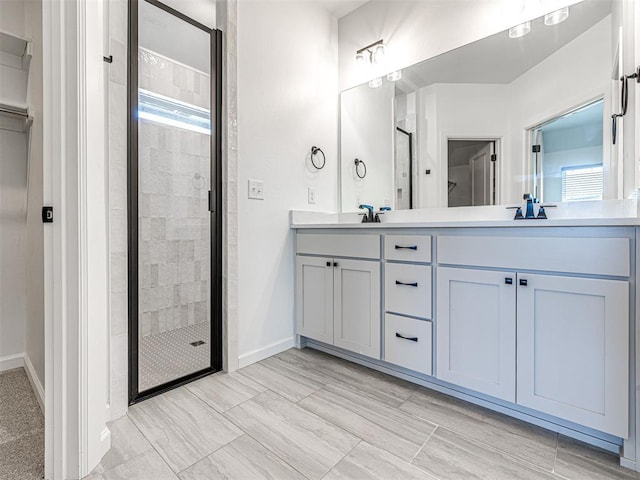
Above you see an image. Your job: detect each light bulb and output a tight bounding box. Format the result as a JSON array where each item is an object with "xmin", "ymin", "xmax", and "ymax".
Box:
[
  {"xmin": 387, "ymin": 70, "xmax": 402, "ymax": 82},
  {"xmin": 544, "ymin": 7, "xmax": 569, "ymax": 26},
  {"xmin": 509, "ymin": 21, "xmax": 531, "ymax": 38},
  {"xmin": 368, "ymin": 77, "xmax": 383, "ymax": 88},
  {"xmin": 372, "ymin": 44, "xmax": 385, "ymax": 64}
]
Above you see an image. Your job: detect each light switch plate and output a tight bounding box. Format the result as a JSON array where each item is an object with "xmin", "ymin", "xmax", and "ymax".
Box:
[
  {"xmin": 248, "ymin": 179, "xmax": 264, "ymax": 200},
  {"xmin": 308, "ymin": 187, "xmax": 317, "ymax": 204}
]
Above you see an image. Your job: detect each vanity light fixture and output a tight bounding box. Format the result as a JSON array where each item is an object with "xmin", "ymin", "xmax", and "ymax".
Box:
[
  {"xmin": 387, "ymin": 70, "xmax": 402, "ymax": 82},
  {"xmin": 368, "ymin": 77, "xmax": 383, "ymax": 88},
  {"xmin": 544, "ymin": 6, "xmax": 569, "ymax": 26},
  {"xmin": 355, "ymin": 39, "xmax": 385, "ymax": 66},
  {"xmin": 509, "ymin": 21, "xmax": 531, "ymax": 38}
]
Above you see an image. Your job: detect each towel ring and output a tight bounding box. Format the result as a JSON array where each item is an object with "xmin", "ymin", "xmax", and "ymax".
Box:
[
  {"xmin": 354, "ymin": 158, "xmax": 367, "ymax": 179},
  {"xmin": 310, "ymin": 146, "xmax": 326, "ymax": 170}
]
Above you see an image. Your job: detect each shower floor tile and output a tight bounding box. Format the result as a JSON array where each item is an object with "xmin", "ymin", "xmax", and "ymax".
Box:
[{"xmin": 139, "ymin": 322, "xmax": 210, "ymax": 392}]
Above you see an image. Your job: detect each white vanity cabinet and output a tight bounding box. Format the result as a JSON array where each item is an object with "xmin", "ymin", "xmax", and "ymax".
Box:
[
  {"xmin": 436, "ymin": 267, "xmax": 516, "ymax": 401},
  {"xmin": 517, "ymin": 273, "xmax": 629, "ymax": 437},
  {"xmin": 436, "ymin": 235, "xmax": 630, "ymax": 438},
  {"xmin": 295, "ymin": 234, "xmax": 381, "ymax": 359}
]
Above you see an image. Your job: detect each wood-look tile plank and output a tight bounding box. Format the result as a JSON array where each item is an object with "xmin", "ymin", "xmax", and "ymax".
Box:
[
  {"xmin": 97, "ymin": 415, "xmax": 153, "ymax": 473},
  {"xmin": 299, "ymin": 382, "xmax": 436, "ymax": 462},
  {"xmin": 90, "ymin": 449, "xmax": 178, "ymax": 480},
  {"xmin": 225, "ymin": 390, "xmax": 359, "ymax": 480},
  {"xmin": 281, "ymin": 348, "xmax": 417, "ymax": 407},
  {"xmin": 128, "ymin": 387, "xmax": 242, "ymax": 473},
  {"xmin": 239, "ymin": 358, "xmax": 323, "ymax": 402},
  {"xmin": 554, "ymin": 436, "xmax": 639, "ymax": 480},
  {"xmin": 178, "ymin": 434, "xmax": 305, "ymax": 480},
  {"xmin": 324, "ymin": 441, "xmax": 436, "ymax": 480},
  {"xmin": 400, "ymin": 387, "xmax": 557, "ymax": 470},
  {"xmin": 186, "ymin": 371, "xmax": 266, "ymax": 413},
  {"xmin": 413, "ymin": 428, "xmax": 557, "ymax": 480}
]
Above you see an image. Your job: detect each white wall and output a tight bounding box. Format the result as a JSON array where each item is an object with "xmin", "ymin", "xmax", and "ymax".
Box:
[
  {"xmin": 506, "ymin": 15, "xmax": 611, "ymax": 203},
  {"xmin": 24, "ymin": 0, "xmax": 45, "ymax": 394},
  {"xmin": 417, "ymin": 83, "xmax": 509, "ymax": 207},
  {"xmin": 341, "ymin": 81, "xmax": 394, "ymax": 211},
  {"xmin": 0, "ymin": 0, "xmax": 25, "ymax": 37},
  {"xmin": 0, "ymin": 0, "xmax": 44, "ymax": 393},
  {"xmin": 237, "ymin": 0, "xmax": 338, "ymax": 365},
  {"xmin": 338, "ymin": 0, "xmax": 583, "ymax": 91},
  {"xmin": 0, "ymin": 130, "xmax": 27, "ymax": 367}
]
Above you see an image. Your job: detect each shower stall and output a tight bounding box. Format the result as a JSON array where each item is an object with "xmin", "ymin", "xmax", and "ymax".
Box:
[{"xmin": 128, "ymin": 0, "xmax": 222, "ymax": 401}]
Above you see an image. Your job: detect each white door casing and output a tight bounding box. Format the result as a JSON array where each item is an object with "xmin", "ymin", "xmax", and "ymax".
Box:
[{"xmin": 43, "ymin": 0, "xmax": 110, "ymax": 477}]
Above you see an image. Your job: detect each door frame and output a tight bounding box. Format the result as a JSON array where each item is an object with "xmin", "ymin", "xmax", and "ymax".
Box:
[
  {"xmin": 445, "ymin": 137, "xmax": 500, "ymax": 207},
  {"xmin": 43, "ymin": 0, "xmax": 111, "ymax": 477},
  {"xmin": 127, "ymin": 0, "xmax": 223, "ymax": 404}
]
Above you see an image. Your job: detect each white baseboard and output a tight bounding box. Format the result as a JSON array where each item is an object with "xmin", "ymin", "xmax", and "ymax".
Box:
[
  {"xmin": 23, "ymin": 354, "xmax": 45, "ymax": 413},
  {"xmin": 238, "ymin": 337, "xmax": 295, "ymax": 368},
  {"xmin": 0, "ymin": 352, "xmax": 24, "ymax": 372}
]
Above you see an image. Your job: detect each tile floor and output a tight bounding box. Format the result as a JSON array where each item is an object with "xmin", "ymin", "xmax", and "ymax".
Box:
[
  {"xmin": 139, "ymin": 322, "xmax": 210, "ymax": 391},
  {"xmin": 0, "ymin": 368, "xmax": 44, "ymax": 480},
  {"xmin": 86, "ymin": 347, "xmax": 639, "ymax": 480}
]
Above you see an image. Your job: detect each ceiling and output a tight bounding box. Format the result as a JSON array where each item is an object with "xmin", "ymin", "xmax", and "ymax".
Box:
[
  {"xmin": 396, "ymin": 0, "xmax": 612, "ymax": 92},
  {"xmin": 321, "ymin": 0, "xmax": 369, "ymax": 18}
]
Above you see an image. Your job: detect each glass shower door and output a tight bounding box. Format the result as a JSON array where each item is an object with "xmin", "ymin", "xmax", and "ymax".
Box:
[{"xmin": 130, "ymin": 0, "xmax": 220, "ymax": 398}]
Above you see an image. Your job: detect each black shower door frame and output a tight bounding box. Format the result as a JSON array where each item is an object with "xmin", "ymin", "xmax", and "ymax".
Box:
[{"xmin": 127, "ymin": 0, "xmax": 223, "ymax": 404}]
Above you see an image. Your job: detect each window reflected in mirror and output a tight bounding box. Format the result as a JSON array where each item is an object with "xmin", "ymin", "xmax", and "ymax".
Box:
[{"xmin": 531, "ymin": 99, "xmax": 604, "ymax": 203}]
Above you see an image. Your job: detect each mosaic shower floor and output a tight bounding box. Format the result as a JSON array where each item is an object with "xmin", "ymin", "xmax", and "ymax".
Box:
[{"xmin": 139, "ymin": 322, "xmax": 210, "ymax": 392}]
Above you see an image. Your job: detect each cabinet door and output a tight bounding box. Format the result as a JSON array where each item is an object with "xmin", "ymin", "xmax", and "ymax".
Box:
[
  {"xmin": 334, "ymin": 259, "xmax": 381, "ymax": 359},
  {"xmin": 517, "ymin": 274, "xmax": 629, "ymax": 437},
  {"xmin": 436, "ymin": 267, "xmax": 516, "ymax": 401},
  {"xmin": 296, "ymin": 256, "xmax": 333, "ymax": 344}
]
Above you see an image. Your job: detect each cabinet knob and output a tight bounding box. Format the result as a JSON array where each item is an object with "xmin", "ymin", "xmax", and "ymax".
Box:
[
  {"xmin": 505, "ymin": 278, "xmax": 513, "ymax": 285},
  {"xmin": 326, "ymin": 261, "xmax": 331, "ymax": 267},
  {"xmin": 395, "ymin": 280, "xmax": 418, "ymax": 287},
  {"xmin": 333, "ymin": 262, "xmax": 338, "ymax": 267},
  {"xmin": 395, "ymin": 333, "xmax": 418, "ymax": 342},
  {"xmin": 519, "ymin": 279, "xmax": 528, "ymax": 286}
]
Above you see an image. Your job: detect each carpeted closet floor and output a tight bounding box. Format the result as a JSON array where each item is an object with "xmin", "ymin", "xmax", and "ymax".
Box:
[{"xmin": 0, "ymin": 368, "xmax": 44, "ymax": 480}]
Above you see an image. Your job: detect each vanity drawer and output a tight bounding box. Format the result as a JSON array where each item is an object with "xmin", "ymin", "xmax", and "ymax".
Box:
[
  {"xmin": 384, "ymin": 235, "xmax": 431, "ymax": 263},
  {"xmin": 385, "ymin": 313, "xmax": 432, "ymax": 375},
  {"xmin": 385, "ymin": 263, "xmax": 432, "ymax": 319},
  {"xmin": 297, "ymin": 233, "xmax": 381, "ymax": 259},
  {"xmin": 437, "ymin": 236, "xmax": 630, "ymax": 277}
]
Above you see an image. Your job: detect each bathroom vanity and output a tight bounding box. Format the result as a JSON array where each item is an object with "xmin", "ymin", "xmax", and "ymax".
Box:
[{"xmin": 292, "ymin": 205, "xmax": 639, "ymax": 464}]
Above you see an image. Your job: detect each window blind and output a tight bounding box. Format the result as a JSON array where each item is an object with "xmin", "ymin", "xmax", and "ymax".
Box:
[{"xmin": 561, "ymin": 165, "xmax": 603, "ymax": 202}]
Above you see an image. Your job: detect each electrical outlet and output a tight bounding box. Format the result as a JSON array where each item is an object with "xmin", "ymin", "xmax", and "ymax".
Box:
[
  {"xmin": 308, "ymin": 187, "xmax": 317, "ymax": 204},
  {"xmin": 248, "ymin": 179, "xmax": 264, "ymax": 200}
]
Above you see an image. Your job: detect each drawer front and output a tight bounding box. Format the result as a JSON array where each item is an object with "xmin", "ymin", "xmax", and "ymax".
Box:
[
  {"xmin": 385, "ymin": 263, "xmax": 432, "ymax": 319},
  {"xmin": 385, "ymin": 314, "xmax": 432, "ymax": 375},
  {"xmin": 384, "ymin": 235, "xmax": 431, "ymax": 263},
  {"xmin": 437, "ymin": 236, "xmax": 630, "ymax": 277},
  {"xmin": 297, "ymin": 233, "xmax": 380, "ymax": 259}
]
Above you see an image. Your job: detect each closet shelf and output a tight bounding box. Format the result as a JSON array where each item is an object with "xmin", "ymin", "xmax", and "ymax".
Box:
[
  {"xmin": 0, "ymin": 31, "xmax": 32, "ymax": 71},
  {"xmin": 0, "ymin": 103, "xmax": 31, "ymax": 133}
]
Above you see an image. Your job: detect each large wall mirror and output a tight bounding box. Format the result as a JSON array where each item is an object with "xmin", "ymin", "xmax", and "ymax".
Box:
[{"xmin": 340, "ymin": 0, "xmax": 623, "ymax": 211}]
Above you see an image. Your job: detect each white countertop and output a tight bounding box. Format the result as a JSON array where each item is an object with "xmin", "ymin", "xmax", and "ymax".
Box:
[{"xmin": 291, "ymin": 200, "xmax": 640, "ymax": 229}]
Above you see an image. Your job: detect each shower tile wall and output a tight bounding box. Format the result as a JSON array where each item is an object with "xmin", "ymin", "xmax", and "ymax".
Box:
[{"xmin": 138, "ymin": 49, "xmax": 211, "ymax": 338}]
